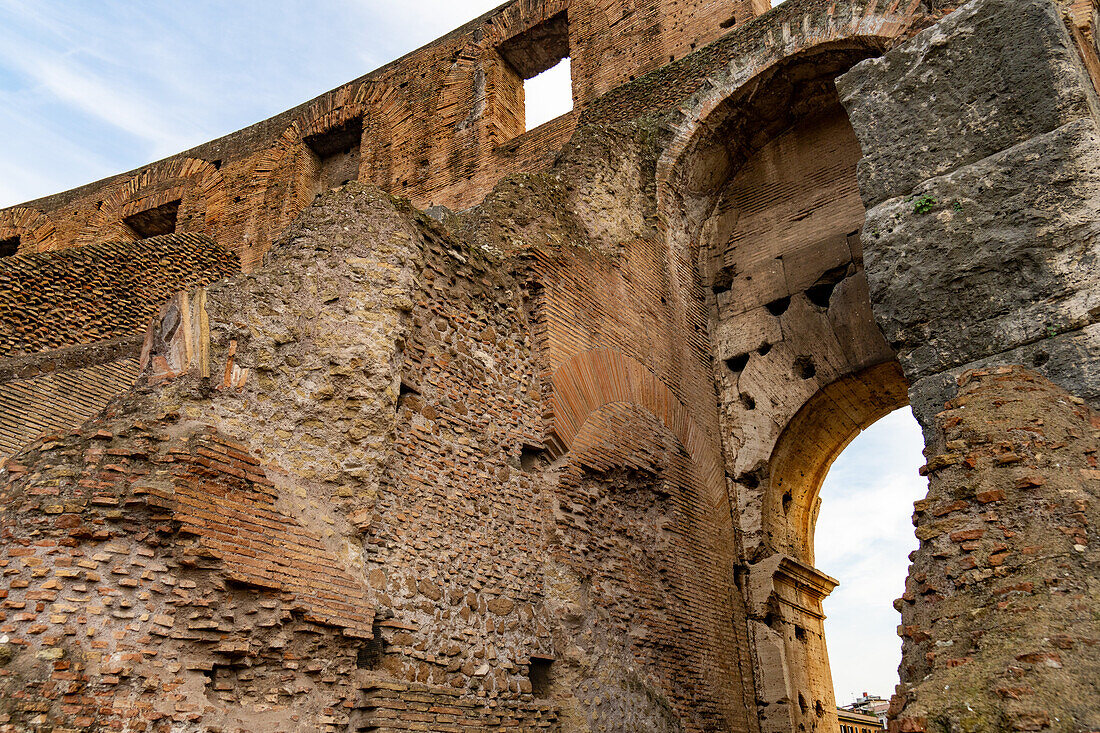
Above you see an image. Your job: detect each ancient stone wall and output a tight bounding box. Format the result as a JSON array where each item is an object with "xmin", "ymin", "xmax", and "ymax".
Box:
[
  {"xmin": 4, "ymin": 0, "xmax": 1100, "ymax": 731},
  {"xmin": 839, "ymin": 0, "xmax": 1100, "ymax": 729},
  {"xmin": 0, "ymin": 146, "xmax": 754, "ymax": 730},
  {"xmin": 0, "ymin": 0, "xmax": 942, "ymax": 466},
  {"xmin": 0, "ymin": 0, "xmax": 779, "ymax": 274}
]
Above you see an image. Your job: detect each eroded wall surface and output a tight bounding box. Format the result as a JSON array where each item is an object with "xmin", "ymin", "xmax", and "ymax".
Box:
[
  {"xmin": 2, "ymin": 0, "xmax": 1100, "ymax": 731},
  {"xmin": 0, "ymin": 116, "xmax": 756, "ymax": 730},
  {"xmin": 840, "ymin": 0, "xmax": 1100, "ymax": 729}
]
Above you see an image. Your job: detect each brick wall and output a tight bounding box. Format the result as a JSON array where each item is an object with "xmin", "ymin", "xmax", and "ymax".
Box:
[
  {"xmin": 0, "ymin": 0, "xmax": 808, "ymax": 272},
  {"xmin": 0, "ymin": 233, "xmax": 238, "ymax": 357}
]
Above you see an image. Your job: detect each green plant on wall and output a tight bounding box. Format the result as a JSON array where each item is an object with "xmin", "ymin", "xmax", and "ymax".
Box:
[{"xmin": 913, "ymin": 194, "xmax": 937, "ymax": 214}]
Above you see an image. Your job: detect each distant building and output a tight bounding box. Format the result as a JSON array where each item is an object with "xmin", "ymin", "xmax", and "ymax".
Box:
[
  {"xmin": 840, "ymin": 692, "xmax": 889, "ymax": 729},
  {"xmin": 838, "ymin": 706, "xmax": 885, "ymax": 733}
]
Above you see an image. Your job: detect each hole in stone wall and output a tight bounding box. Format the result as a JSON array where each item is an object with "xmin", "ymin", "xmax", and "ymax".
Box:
[
  {"xmin": 782, "ymin": 490, "xmax": 793, "ymax": 513},
  {"xmin": 357, "ymin": 622, "xmax": 387, "ymax": 669},
  {"xmin": 0, "ymin": 236, "xmax": 19, "ymax": 257},
  {"xmin": 799, "ymin": 692, "xmax": 809, "ymax": 713},
  {"xmin": 498, "ymin": 11, "xmax": 573, "ymax": 133},
  {"xmin": 529, "ymin": 656, "xmax": 553, "ymax": 698},
  {"xmin": 795, "ymin": 625, "xmax": 808, "ymax": 642},
  {"xmin": 794, "ymin": 356, "xmax": 816, "ymax": 380},
  {"xmin": 719, "ymin": 14, "xmax": 738, "ymax": 28},
  {"xmin": 123, "ymin": 199, "xmax": 180, "ymax": 239},
  {"xmin": 726, "ymin": 352, "xmax": 750, "ymax": 374},
  {"xmin": 805, "ymin": 265, "xmax": 849, "ymax": 309},
  {"xmin": 712, "ymin": 264, "xmax": 737, "ymax": 295},
  {"xmin": 304, "ymin": 117, "xmax": 364, "ymax": 193},
  {"xmin": 757, "ymin": 342, "xmax": 772, "ymax": 356},
  {"xmin": 1032, "ymin": 350, "xmax": 1050, "ymax": 367},
  {"xmin": 815, "ymin": 701, "xmax": 825, "ymax": 717},
  {"xmin": 732, "ymin": 562, "xmax": 747, "ymax": 591},
  {"xmin": 397, "ymin": 380, "xmax": 421, "ymax": 414},
  {"xmin": 740, "ymin": 393, "xmax": 756, "ymax": 410},
  {"xmin": 520, "ymin": 443, "xmax": 547, "ymax": 472},
  {"xmin": 766, "ymin": 296, "xmax": 791, "ymax": 316}
]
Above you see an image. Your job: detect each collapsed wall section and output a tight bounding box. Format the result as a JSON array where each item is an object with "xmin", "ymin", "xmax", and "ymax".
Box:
[{"xmin": 0, "ymin": 155, "xmax": 756, "ymax": 731}]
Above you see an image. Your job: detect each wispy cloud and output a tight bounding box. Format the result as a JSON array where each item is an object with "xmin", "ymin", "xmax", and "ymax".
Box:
[
  {"xmin": 0, "ymin": 42, "xmax": 204, "ymax": 158},
  {"xmin": 1, "ymin": 0, "xmax": 509, "ymax": 206}
]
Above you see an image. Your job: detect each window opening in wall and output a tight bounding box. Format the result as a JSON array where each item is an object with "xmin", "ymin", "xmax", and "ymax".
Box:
[
  {"xmin": 523, "ymin": 57, "xmax": 572, "ymax": 131},
  {"xmin": 124, "ymin": 199, "xmax": 180, "ymax": 239},
  {"xmin": 816, "ymin": 408, "xmax": 924, "ymax": 714},
  {"xmin": 498, "ymin": 11, "xmax": 573, "ymax": 134},
  {"xmin": 0, "ymin": 235, "xmax": 19, "ymax": 257},
  {"xmin": 528, "ymin": 656, "xmax": 553, "ymax": 698},
  {"xmin": 303, "ymin": 116, "xmax": 363, "ymax": 194}
]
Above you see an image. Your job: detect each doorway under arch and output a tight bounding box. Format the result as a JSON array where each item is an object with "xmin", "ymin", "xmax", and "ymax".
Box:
[{"xmin": 656, "ymin": 39, "xmax": 931, "ymax": 733}]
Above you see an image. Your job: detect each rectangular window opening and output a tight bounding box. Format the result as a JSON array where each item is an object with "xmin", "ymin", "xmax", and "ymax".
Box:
[
  {"xmin": 123, "ymin": 200, "xmax": 180, "ymax": 239},
  {"xmin": 0, "ymin": 235, "xmax": 19, "ymax": 257},
  {"xmin": 528, "ymin": 656, "xmax": 553, "ymax": 698},
  {"xmin": 498, "ymin": 11, "xmax": 573, "ymax": 135},
  {"xmin": 523, "ymin": 57, "xmax": 573, "ymax": 131},
  {"xmin": 303, "ymin": 117, "xmax": 363, "ymax": 193}
]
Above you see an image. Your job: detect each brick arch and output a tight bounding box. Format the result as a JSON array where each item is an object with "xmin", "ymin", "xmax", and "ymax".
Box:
[
  {"xmin": 0, "ymin": 207, "xmax": 57, "ymax": 253},
  {"xmin": 246, "ymin": 82, "xmax": 408, "ymax": 268},
  {"xmin": 654, "ymin": 19, "xmax": 922, "ymax": 235},
  {"xmin": 766, "ymin": 361, "xmax": 911, "ymax": 566},
  {"xmin": 545, "ymin": 347, "xmax": 723, "ymax": 491},
  {"xmin": 78, "ymin": 157, "xmax": 226, "ymax": 247}
]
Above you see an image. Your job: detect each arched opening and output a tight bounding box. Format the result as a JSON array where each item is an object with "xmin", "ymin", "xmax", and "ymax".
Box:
[
  {"xmin": 815, "ymin": 406, "xmax": 925, "ymax": 716},
  {"xmin": 657, "ymin": 38, "xmax": 929, "ymax": 733},
  {"xmin": 752, "ymin": 364, "xmax": 912, "ymax": 733}
]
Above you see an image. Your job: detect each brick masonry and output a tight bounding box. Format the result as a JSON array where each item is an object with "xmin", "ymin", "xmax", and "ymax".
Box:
[{"xmin": 2, "ymin": 0, "xmax": 1100, "ymax": 731}]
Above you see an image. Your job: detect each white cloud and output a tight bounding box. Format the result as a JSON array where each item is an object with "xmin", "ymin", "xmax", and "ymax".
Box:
[
  {"xmin": 816, "ymin": 408, "xmax": 927, "ymax": 706},
  {"xmin": 0, "ymin": 45, "xmax": 205, "ymax": 158}
]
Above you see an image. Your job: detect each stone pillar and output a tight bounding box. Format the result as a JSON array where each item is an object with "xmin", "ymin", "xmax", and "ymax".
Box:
[
  {"xmin": 747, "ymin": 554, "xmax": 840, "ymax": 733},
  {"xmin": 838, "ymin": 0, "xmax": 1100, "ymax": 730}
]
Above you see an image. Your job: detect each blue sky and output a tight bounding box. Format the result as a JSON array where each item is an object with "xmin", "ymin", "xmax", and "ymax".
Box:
[
  {"xmin": 0, "ymin": 0, "xmax": 927, "ymax": 707},
  {"xmin": 0, "ymin": 0, "xmax": 511, "ymax": 207}
]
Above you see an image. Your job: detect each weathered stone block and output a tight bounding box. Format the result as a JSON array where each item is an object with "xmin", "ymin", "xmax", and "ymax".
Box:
[
  {"xmin": 864, "ymin": 118, "xmax": 1100, "ymax": 381},
  {"xmin": 838, "ymin": 0, "xmax": 1098, "ymax": 207}
]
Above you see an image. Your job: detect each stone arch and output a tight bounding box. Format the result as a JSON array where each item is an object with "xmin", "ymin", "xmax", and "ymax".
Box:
[
  {"xmin": 766, "ymin": 361, "xmax": 910, "ymax": 566},
  {"xmin": 78, "ymin": 157, "xmax": 226, "ymax": 247},
  {"xmin": 0, "ymin": 207, "xmax": 57, "ymax": 253},
  {"xmin": 654, "ymin": 0, "xmax": 935, "ymax": 242},
  {"xmin": 658, "ymin": 36, "xmax": 912, "ymax": 542},
  {"xmin": 246, "ymin": 82, "xmax": 406, "ymax": 268},
  {"xmin": 656, "ymin": 30, "xmax": 928, "ymax": 733}
]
